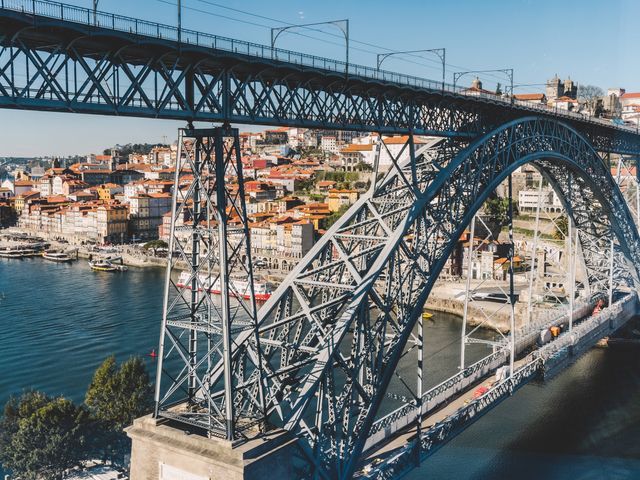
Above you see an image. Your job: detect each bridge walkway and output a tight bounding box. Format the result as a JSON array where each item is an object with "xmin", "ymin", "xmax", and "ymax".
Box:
[
  {"xmin": 355, "ymin": 292, "xmax": 638, "ymax": 478},
  {"xmin": 359, "ymin": 347, "xmax": 535, "ymax": 471}
]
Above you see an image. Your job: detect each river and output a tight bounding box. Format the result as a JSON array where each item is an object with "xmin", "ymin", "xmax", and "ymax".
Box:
[{"xmin": 1, "ymin": 257, "xmax": 639, "ymax": 479}]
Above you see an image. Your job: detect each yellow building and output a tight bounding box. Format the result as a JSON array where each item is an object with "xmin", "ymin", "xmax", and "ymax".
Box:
[
  {"xmin": 14, "ymin": 191, "xmax": 40, "ymax": 213},
  {"xmin": 326, "ymin": 189, "xmax": 359, "ymax": 212},
  {"xmin": 97, "ymin": 183, "xmax": 123, "ymax": 200},
  {"xmin": 96, "ymin": 203, "xmax": 129, "ymax": 243}
]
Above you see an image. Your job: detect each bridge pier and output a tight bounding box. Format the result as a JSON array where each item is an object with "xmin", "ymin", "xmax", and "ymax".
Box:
[{"xmin": 126, "ymin": 415, "xmax": 298, "ymax": 480}]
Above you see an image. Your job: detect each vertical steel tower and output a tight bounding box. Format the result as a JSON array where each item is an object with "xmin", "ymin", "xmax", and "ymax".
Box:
[{"xmin": 154, "ymin": 126, "xmax": 265, "ymax": 440}]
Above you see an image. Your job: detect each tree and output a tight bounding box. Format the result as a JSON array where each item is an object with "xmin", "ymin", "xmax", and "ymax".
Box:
[
  {"xmin": 103, "ymin": 143, "xmax": 169, "ymax": 157},
  {"xmin": 578, "ymin": 84, "xmax": 604, "ymax": 116},
  {"xmin": 143, "ymin": 239, "xmax": 168, "ymax": 254},
  {"xmin": 323, "ymin": 204, "xmax": 350, "ymax": 229},
  {"xmin": 0, "ymin": 392, "xmax": 90, "ymax": 480},
  {"xmin": 484, "ymin": 197, "xmax": 510, "ymax": 225},
  {"xmin": 355, "ymin": 161, "xmax": 373, "ymax": 172},
  {"xmin": 554, "ymin": 215, "xmax": 569, "ymax": 240},
  {"xmin": 85, "ymin": 356, "xmax": 153, "ymax": 463},
  {"xmin": 295, "ymin": 178, "xmax": 315, "ymax": 192}
]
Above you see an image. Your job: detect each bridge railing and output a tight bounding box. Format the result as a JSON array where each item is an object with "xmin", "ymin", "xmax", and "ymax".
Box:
[
  {"xmin": 366, "ymin": 299, "xmax": 595, "ymax": 449},
  {"xmin": 1, "ymin": 0, "xmax": 639, "ymax": 135},
  {"xmin": 0, "ymin": 0, "xmax": 447, "ymax": 90},
  {"xmin": 366, "ymin": 348, "xmax": 507, "ymax": 448}
]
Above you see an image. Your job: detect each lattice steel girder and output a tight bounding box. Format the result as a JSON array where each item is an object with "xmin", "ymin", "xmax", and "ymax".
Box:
[
  {"xmin": 154, "ymin": 127, "xmax": 266, "ymax": 440},
  {"xmin": 1, "ymin": 7, "xmax": 640, "ymax": 153},
  {"xmin": 203, "ymin": 117, "xmax": 640, "ymax": 479}
]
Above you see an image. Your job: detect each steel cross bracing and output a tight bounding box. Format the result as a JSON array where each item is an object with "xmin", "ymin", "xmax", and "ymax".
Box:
[
  {"xmin": 2, "ymin": 2, "xmax": 640, "ymax": 153},
  {"xmin": 190, "ymin": 117, "xmax": 640, "ymax": 479},
  {"xmin": 154, "ymin": 127, "xmax": 267, "ymax": 440}
]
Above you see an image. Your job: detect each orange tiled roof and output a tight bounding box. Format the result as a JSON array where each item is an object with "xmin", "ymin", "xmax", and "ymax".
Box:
[
  {"xmin": 341, "ymin": 144, "xmax": 373, "ymax": 152},
  {"xmin": 514, "ymin": 93, "xmax": 545, "ymax": 101},
  {"xmin": 382, "ymin": 135, "xmax": 428, "ymax": 145}
]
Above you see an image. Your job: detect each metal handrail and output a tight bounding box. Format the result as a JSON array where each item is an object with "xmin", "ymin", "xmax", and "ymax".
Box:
[{"xmin": 0, "ymin": 0, "xmax": 638, "ymax": 135}]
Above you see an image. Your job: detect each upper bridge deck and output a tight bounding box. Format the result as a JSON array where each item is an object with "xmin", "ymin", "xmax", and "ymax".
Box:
[{"xmin": 1, "ymin": 0, "xmax": 640, "ymax": 154}]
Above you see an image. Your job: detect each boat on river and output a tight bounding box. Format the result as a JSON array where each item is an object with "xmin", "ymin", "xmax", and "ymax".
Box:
[
  {"xmin": 88, "ymin": 259, "xmax": 128, "ymax": 272},
  {"xmin": 0, "ymin": 247, "xmax": 40, "ymax": 258},
  {"xmin": 176, "ymin": 271, "xmax": 272, "ymax": 301},
  {"xmin": 42, "ymin": 250, "xmax": 75, "ymax": 262}
]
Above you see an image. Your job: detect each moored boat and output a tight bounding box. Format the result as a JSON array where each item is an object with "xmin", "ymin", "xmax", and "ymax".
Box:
[
  {"xmin": 176, "ymin": 271, "xmax": 272, "ymax": 301},
  {"xmin": 88, "ymin": 259, "xmax": 128, "ymax": 272},
  {"xmin": 42, "ymin": 250, "xmax": 74, "ymax": 262},
  {"xmin": 0, "ymin": 247, "xmax": 40, "ymax": 258}
]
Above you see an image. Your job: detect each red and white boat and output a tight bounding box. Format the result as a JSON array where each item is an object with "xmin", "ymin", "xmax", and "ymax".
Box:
[{"xmin": 176, "ymin": 271, "xmax": 272, "ymax": 301}]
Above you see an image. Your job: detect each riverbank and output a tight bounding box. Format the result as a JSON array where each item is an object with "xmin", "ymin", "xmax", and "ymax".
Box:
[
  {"xmin": 427, "ymin": 280, "xmax": 536, "ymax": 333},
  {"xmin": 1, "ymin": 228, "xmax": 171, "ymax": 269}
]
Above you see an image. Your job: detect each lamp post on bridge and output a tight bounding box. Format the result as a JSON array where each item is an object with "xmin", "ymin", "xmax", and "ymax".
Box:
[
  {"xmin": 376, "ymin": 48, "xmax": 446, "ymax": 91},
  {"xmin": 453, "ymin": 68, "xmax": 514, "ymax": 102},
  {"xmin": 177, "ymin": 0, "xmax": 182, "ymax": 44},
  {"xmin": 271, "ymin": 20, "xmax": 349, "ymax": 76},
  {"xmin": 92, "ymin": 0, "xmax": 99, "ymax": 26}
]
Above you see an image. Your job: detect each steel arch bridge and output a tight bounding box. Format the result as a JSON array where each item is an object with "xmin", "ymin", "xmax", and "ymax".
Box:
[
  {"xmin": 155, "ymin": 117, "xmax": 640, "ymax": 479},
  {"xmin": 2, "ymin": 2, "xmax": 640, "ymax": 479}
]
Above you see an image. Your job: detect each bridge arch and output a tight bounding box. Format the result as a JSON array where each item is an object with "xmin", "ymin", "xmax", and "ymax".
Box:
[
  {"xmin": 281, "ymin": 117, "xmax": 640, "ymax": 478},
  {"xmin": 329, "ymin": 116, "xmax": 640, "ymax": 477}
]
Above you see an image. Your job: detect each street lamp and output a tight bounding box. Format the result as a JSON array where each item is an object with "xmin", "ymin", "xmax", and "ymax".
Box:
[
  {"xmin": 271, "ymin": 20, "xmax": 349, "ymax": 75},
  {"xmin": 177, "ymin": 0, "xmax": 182, "ymax": 44},
  {"xmin": 377, "ymin": 48, "xmax": 446, "ymax": 91},
  {"xmin": 453, "ymin": 68, "xmax": 514, "ymax": 102},
  {"xmin": 93, "ymin": 0, "xmax": 99, "ymax": 26}
]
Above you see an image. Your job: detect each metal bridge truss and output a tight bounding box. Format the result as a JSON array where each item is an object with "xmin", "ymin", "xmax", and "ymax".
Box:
[
  {"xmin": 155, "ymin": 117, "xmax": 640, "ymax": 479},
  {"xmin": 614, "ymin": 156, "xmax": 640, "ymax": 227},
  {"xmin": 154, "ymin": 127, "xmax": 267, "ymax": 439},
  {"xmin": 2, "ymin": 2, "xmax": 640, "ymax": 153}
]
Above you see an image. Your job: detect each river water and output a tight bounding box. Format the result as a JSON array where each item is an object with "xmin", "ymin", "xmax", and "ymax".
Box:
[{"xmin": 1, "ymin": 257, "xmax": 639, "ymax": 479}]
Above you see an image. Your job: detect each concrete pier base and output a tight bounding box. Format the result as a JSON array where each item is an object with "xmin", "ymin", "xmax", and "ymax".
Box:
[{"xmin": 126, "ymin": 415, "xmax": 298, "ymax": 480}]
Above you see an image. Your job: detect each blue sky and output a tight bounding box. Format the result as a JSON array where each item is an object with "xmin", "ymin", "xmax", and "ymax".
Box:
[{"xmin": 2, "ymin": 0, "xmax": 639, "ymax": 156}]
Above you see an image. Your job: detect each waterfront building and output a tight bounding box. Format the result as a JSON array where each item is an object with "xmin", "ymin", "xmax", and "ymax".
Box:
[
  {"xmin": 96, "ymin": 203, "xmax": 129, "ymax": 244},
  {"xmin": 379, "ymin": 135, "xmax": 429, "ymax": 169},
  {"xmin": 320, "ymin": 136, "xmax": 339, "ymax": 154},
  {"xmin": 0, "ymin": 198, "xmax": 15, "ymax": 226},
  {"xmin": 546, "ymin": 75, "xmax": 578, "ymax": 102},
  {"xmin": 129, "ymin": 192, "xmax": 172, "ymax": 240},
  {"xmin": 1, "ymin": 178, "xmax": 14, "ymax": 192},
  {"xmin": 339, "ymin": 143, "xmax": 376, "ymax": 170},
  {"xmin": 80, "ymin": 168, "xmax": 113, "ymax": 186},
  {"xmin": 514, "ymin": 93, "xmax": 547, "ymax": 105},
  {"xmin": 245, "ymin": 180, "xmax": 278, "ymax": 202},
  {"xmin": 250, "ymin": 217, "xmax": 315, "ymax": 271},
  {"xmin": 13, "ymin": 190, "xmax": 39, "ymax": 213},
  {"xmin": 37, "ymin": 174, "xmax": 53, "ymax": 196},
  {"xmin": 149, "ymin": 146, "xmax": 173, "ymax": 166},
  {"xmin": 326, "ymin": 189, "xmax": 359, "ymax": 212},
  {"xmin": 291, "ymin": 202, "xmax": 331, "ymax": 230},
  {"xmin": 518, "ymin": 188, "xmax": 563, "ymax": 213},
  {"xmin": 97, "ymin": 183, "xmax": 124, "ymax": 200}
]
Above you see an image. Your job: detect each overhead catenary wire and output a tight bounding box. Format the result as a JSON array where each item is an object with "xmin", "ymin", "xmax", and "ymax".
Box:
[
  {"xmin": 153, "ymin": 0, "xmax": 513, "ymax": 84},
  {"xmin": 194, "ymin": 0, "xmax": 511, "ymax": 82}
]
